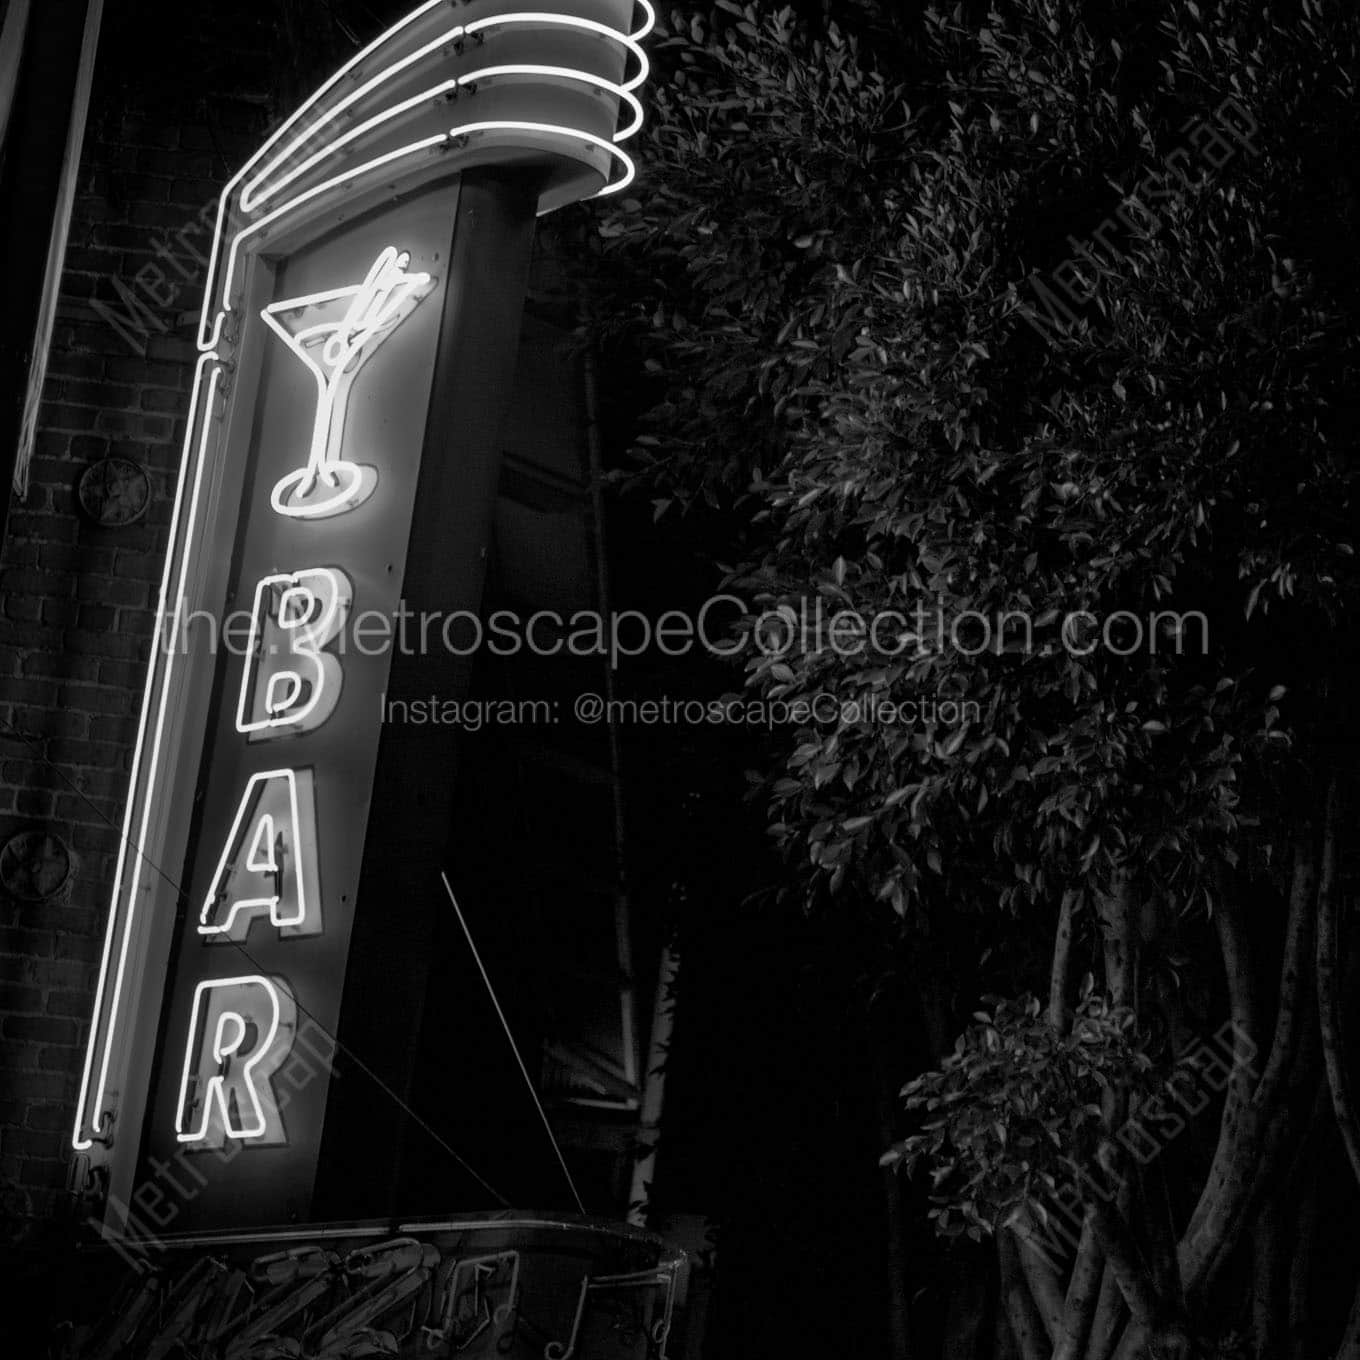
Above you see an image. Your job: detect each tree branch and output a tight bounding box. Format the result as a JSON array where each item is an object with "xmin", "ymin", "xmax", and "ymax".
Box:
[
  {"xmin": 1098, "ymin": 876, "xmax": 1137, "ymax": 1010},
  {"xmin": 997, "ymin": 1229, "xmax": 1046, "ymax": 1360},
  {"xmin": 1089, "ymin": 1199, "xmax": 1165, "ymax": 1335},
  {"xmin": 1213, "ymin": 877, "xmax": 1260, "ymax": 1108},
  {"xmin": 1289, "ymin": 1156, "xmax": 1319, "ymax": 1360},
  {"xmin": 1257, "ymin": 830, "xmax": 1320, "ymax": 1106},
  {"xmin": 1086, "ymin": 1159, "xmax": 1135, "ymax": 1360},
  {"xmin": 1109, "ymin": 1318, "xmax": 1151, "ymax": 1360},
  {"xmin": 1086, "ymin": 1265, "xmax": 1126, "ymax": 1360},
  {"xmin": 1050, "ymin": 891, "xmax": 1075, "ymax": 1034},
  {"xmin": 1006, "ymin": 1218, "xmax": 1064, "ymax": 1345},
  {"xmin": 1334, "ymin": 1271, "xmax": 1360, "ymax": 1360},
  {"xmin": 1052, "ymin": 1209, "xmax": 1103, "ymax": 1360},
  {"xmin": 1251, "ymin": 1186, "xmax": 1286, "ymax": 1360},
  {"xmin": 1179, "ymin": 829, "xmax": 1318, "ymax": 1299},
  {"xmin": 1141, "ymin": 1160, "xmax": 1180, "ymax": 1312}
]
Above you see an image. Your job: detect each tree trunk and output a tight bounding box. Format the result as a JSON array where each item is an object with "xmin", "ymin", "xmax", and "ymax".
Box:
[
  {"xmin": 1316, "ymin": 779, "xmax": 1360, "ymax": 1186},
  {"xmin": 1086, "ymin": 1172, "xmax": 1135, "ymax": 1360},
  {"xmin": 1139, "ymin": 1162, "xmax": 1180, "ymax": 1314},
  {"xmin": 1098, "ymin": 877, "xmax": 1137, "ymax": 1009},
  {"xmin": 1179, "ymin": 832, "xmax": 1318, "ymax": 1304},
  {"xmin": 997, "ymin": 1231, "xmax": 1046, "ymax": 1360},
  {"xmin": 1288, "ymin": 1146, "xmax": 1319, "ymax": 1360},
  {"xmin": 1085, "ymin": 1262, "xmax": 1126, "ymax": 1360},
  {"xmin": 1052, "ymin": 1210, "xmax": 1103, "ymax": 1360},
  {"xmin": 941, "ymin": 1244, "xmax": 990, "ymax": 1360},
  {"xmin": 1335, "ymin": 1274, "xmax": 1360, "ymax": 1360},
  {"xmin": 1250, "ymin": 1187, "xmax": 1287, "ymax": 1360},
  {"xmin": 1089, "ymin": 1199, "xmax": 1173, "ymax": 1339},
  {"xmin": 1009, "ymin": 1222, "xmax": 1063, "ymax": 1345},
  {"xmin": 1050, "ymin": 891, "xmax": 1075, "ymax": 1033},
  {"xmin": 877, "ymin": 1062, "xmax": 914, "ymax": 1359}
]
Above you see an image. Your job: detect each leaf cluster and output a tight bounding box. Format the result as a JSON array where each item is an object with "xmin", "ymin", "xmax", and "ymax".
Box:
[
  {"xmin": 880, "ymin": 988, "xmax": 1154, "ymax": 1240},
  {"xmin": 580, "ymin": 0, "xmax": 1360, "ymax": 926}
]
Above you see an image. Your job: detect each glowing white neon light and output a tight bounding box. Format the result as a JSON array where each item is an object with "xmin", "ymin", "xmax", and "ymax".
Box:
[
  {"xmin": 73, "ymin": 354, "xmax": 223, "ymax": 1150},
  {"xmin": 195, "ymin": 0, "xmax": 446, "ymax": 346},
  {"xmin": 239, "ymin": 4, "xmax": 652, "ymax": 214},
  {"xmin": 262, "ymin": 248, "xmax": 432, "ymax": 519},
  {"xmin": 241, "ymin": 68, "xmax": 642, "ymax": 223},
  {"xmin": 75, "ymin": 1, "xmax": 655, "ymax": 1156},
  {"xmin": 460, "ymin": 65, "xmax": 646, "ymax": 140},
  {"xmin": 74, "ymin": 1, "xmax": 441, "ymax": 1149},
  {"xmin": 206, "ymin": 2, "xmax": 655, "ymax": 333},
  {"xmin": 463, "ymin": 11, "xmax": 651, "ymax": 93},
  {"xmin": 447, "ymin": 119, "xmax": 636, "ymax": 192},
  {"xmin": 199, "ymin": 769, "xmax": 321, "ymax": 942},
  {"xmin": 175, "ymin": 976, "xmax": 297, "ymax": 1147},
  {"xmin": 223, "ymin": 117, "xmax": 640, "ymax": 307},
  {"xmin": 236, "ymin": 568, "xmax": 352, "ymax": 738}
]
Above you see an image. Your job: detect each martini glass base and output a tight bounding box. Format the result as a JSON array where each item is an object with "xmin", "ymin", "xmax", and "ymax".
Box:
[{"xmin": 271, "ymin": 462, "xmax": 377, "ymax": 520}]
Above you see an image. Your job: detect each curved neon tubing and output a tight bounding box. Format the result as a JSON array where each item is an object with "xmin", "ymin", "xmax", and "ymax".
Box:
[
  {"xmin": 456, "ymin": 65, "xmax": 645, "ymax": 140},
  {"xmin": 222, "ymin": 136, "xmax": 447, "ymax": 308},
  {"xmin": 448, "ymin": 118, "xmax": 637, "ymax": 192},
  {"xmin": 202, "ymin": 1, "xmax": 653, "ymax": 347},
  {"xmin": 463, "ymin": 11, "xmax": 650, "ymax": 94},
  {"xmin": 241, "ymin": 32, "xmax": 464, "ymax": 212},
  {"xmin": 196, "ymin": 0, "xmax": 446, "ymax": 348},
  {"xmin": 242, "ymin": 2, "xmax": 653, "ymax": 213},
  {"xmin": 244, "ymin": 63, "xmax": 642, "ymax": 217},
  {"xmin": 221, "ymin": 118, "xmax": 634, "ymax": 305},
  {"xmin": 244, "ymin": 83, "xmax": 460, "ymax": 216}
]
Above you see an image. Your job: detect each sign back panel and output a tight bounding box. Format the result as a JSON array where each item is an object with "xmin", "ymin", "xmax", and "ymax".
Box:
[{"xmin": 133, "ymin": 192, "xmax": 458, "ymax": 1228}]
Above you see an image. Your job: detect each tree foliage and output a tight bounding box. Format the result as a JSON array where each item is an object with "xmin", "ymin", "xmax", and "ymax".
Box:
[
  {"xmin": 581, "ymin": 0, "xmax": 1360, "ymax": 1354},
  {"xmin": 885, "ymin": 989, "xmax": 1153, "ymax": 1242},
  {"xmin": 589, "ymin": 0, "xmax": 1358, "ymax": 926}
]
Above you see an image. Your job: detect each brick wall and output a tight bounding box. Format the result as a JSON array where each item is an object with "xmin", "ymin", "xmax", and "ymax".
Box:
[{"xmin": 0, "ymin": 6, "xmax": 280, "ymax": 1235}]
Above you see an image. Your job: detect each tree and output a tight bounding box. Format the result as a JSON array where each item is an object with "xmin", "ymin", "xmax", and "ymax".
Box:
[{"xmin": 576, "ymin": 1, "xmax": 1360, "ymax": 1356}]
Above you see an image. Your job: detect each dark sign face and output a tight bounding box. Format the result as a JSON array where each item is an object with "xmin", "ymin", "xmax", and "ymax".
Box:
[{"xmin": 131, "ymin": 196, "xmax": 457, "ymax": 1228}]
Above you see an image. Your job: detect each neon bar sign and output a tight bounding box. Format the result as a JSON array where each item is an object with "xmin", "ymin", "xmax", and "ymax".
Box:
[
  {"xmin": 163, "ymin": 244, "xmax": 431, "ymax": 1153},
  {"xmin": 72, "ymin": 1, "xmax": 651, "ymax": 1223}
]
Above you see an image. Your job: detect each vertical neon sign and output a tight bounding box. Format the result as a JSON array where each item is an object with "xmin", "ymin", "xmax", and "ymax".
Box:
[{"xmin": 73, "ymin": 0, "xmax": 652, "ymax": 1231}]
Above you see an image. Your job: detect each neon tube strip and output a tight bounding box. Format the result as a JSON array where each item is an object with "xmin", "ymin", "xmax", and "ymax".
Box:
[
  {"xmin": 73, "ymin": 0, "xmax": 652, "ymax": 1153},
  {"xmin": 242, "ymin": 64, "xmax": 645, "ymax": 217},
  {"xmin": 240, "ymin": 4, "xmax": 653, "ymax": 211},
  {"xmin": 220, "ymin": 115, "xmax": 639, "ymax": 315},
  {"xmin": 73, "ymin": 357, "xmax": 222, "ymax": 1149}
]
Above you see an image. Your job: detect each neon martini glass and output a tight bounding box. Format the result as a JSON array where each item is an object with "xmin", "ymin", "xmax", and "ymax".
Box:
[{"xmin": 261, "ymin": 246, "xmax": 433, "ymax": 520}]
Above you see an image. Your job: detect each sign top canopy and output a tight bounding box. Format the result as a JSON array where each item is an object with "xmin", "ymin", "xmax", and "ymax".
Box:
[{"xmin": 198, "ymin": 0, "xmax": 654, "ymax": 350}]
